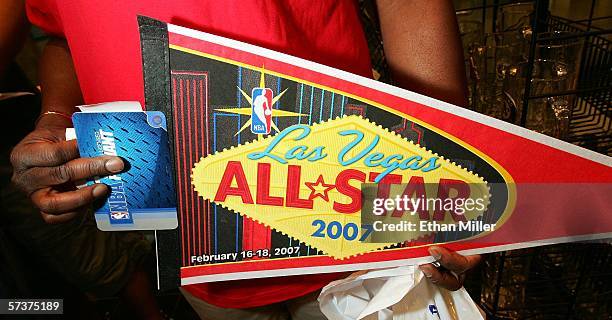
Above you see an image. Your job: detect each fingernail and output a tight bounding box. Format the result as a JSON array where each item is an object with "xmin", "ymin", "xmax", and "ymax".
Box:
[
  {"xmin": 93, "ymin": 184, "xmax": 108, "ymax": 198},
  {"xmin": 105, "ymin": 158, "xmax": 124, "ymax": 173},
  {"xmin": 419, "ymin": 266, "xmax": 432, "ymax": 278},
  {"xmin": 429, "ymin": 247, "xmax": 442, "ymax": 260}
]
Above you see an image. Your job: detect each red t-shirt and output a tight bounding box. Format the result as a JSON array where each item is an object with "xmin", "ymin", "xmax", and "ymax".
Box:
[{"xmin": 26, "ymin": 0, "xmax": 372, "ymax": 308}]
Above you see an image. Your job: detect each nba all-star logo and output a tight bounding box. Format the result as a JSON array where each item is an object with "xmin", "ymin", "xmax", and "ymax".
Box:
[{"xmin": 215, "ymin": 66, "xmax": 303, "ymax": 136}]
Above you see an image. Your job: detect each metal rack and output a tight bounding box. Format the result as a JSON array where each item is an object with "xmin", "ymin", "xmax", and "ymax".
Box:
[
  {"xmin": 362, "ymin": 0, "xmax": 611, "ymax": 156},
  {"xmin": 544, "ymin": 14, "xmax": 611, "ymax": 155},
  {"xmin": 469, "ymin": 0, "xmax": 611, "ymax": 156},
  {"xmin": 359, "ymin": 0, "xmax": 611, "ymax": 319},
  {"xmin": 456, "ymin": 1, "xmax": 611, "ymax": 319},
  {"xmin": 479, "ymin": 243, "xmax": 612, "ymax": 319}
]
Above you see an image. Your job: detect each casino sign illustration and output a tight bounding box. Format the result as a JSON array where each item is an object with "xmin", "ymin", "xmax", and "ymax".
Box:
[{"xmin": 192, "ymin": 115, "xmax": 490, "ymax": 258}]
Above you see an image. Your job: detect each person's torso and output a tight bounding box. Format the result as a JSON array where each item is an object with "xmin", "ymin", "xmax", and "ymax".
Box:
[
  {"xmin": 27, "ymin": 0, "xmax": 372, "ymax": 106},
  {"xmin": 27, "ymin": 0, "xmax": 372, "ymax": 308}
]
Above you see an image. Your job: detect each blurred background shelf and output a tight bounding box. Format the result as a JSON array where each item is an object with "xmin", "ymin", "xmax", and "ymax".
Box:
[{"xmin": 360, "ymin": 0, "xmax": 611, "ymax": 318}]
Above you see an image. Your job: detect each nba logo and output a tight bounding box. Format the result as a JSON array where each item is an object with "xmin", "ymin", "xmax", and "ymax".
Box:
[
  {"xmin": 110, "ymin": 211, "xmax": 130, "ymax": 220},
  {"xmin": 251, "ymin": 88, "xmax": 273, "ymax": 134},
  {"xmin": 428, "ymin": 305, "xmax": 440, "ymax": 319}
]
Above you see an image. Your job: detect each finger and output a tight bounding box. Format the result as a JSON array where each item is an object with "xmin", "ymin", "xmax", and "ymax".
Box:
[
  {"xmin": 17, "ymin": 140, "xmax": 80, "ymax": 168},
  {"xmin": 41, "ymin": 211, "xmax": 79, "ymax": 224},
  {"xmin": 419, "ymin": 264, "xmax": 462, "ymax": 291},
  {"xmin": 31, "ymin": 184, "xmax": 109, "ymax": 215},
  {"xmin": 21, "ymin": 156, "xmax": 124, "ymax": 190},
  {"xmin": 428, "ymin": 246, "xmax": 482, "ymax": 274}
]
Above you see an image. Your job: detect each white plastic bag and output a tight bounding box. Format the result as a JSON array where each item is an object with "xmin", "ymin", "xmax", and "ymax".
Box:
[{"xmin": 318, "ymin": 266, "xmax": 484, "ymax": 320}]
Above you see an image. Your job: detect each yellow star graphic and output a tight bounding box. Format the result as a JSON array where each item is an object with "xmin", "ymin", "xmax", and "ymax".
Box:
[{"xmin": 214, "ymin": 65, "xmax": 305, "ymax": 136}]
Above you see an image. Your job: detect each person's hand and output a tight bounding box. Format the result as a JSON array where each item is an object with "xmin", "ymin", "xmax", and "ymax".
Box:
[
  {"xmin": 419, "ymin": 246, "xmax": 481, "ymax": 291},
  {"xmin": 10, "ymin": 120, "xmax": 124, "ymax": 223}
]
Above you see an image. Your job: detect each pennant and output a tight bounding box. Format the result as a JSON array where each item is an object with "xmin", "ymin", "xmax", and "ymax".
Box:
[{"xmin": 138, "ymin": 17, "xmax": 612, "ymax": 287}]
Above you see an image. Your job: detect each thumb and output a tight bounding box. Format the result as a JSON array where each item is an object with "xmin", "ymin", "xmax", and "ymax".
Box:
[{"xmin": 428, "ymin": 246, "xmax": 481, "ymax": 274}]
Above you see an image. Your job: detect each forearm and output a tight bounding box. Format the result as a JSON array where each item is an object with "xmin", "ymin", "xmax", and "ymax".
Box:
[
  {"xmin": 0, "ymin": 0, "xmax": 29, "ymax": 79},
  {"xmin": 376, "ymin": 0, "xmax": 468, "ymax": 107},
  {"xmin": 37, "ymin": 38, "xmax": 83, "ymax": 128}
]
